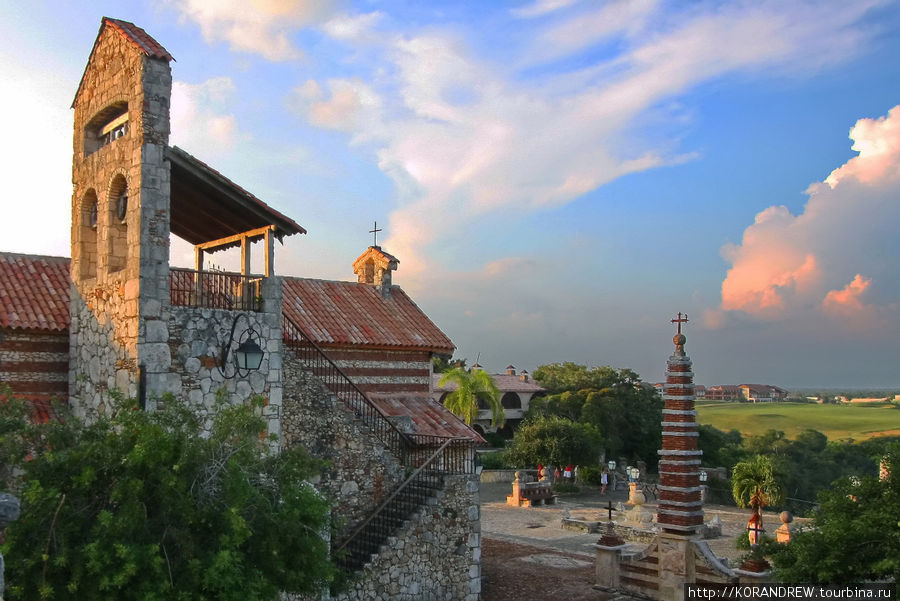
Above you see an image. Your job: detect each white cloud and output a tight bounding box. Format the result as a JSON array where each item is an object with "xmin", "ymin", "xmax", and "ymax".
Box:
[
  {"xmin": 170, "ymin": 0, "xmax": 337, "ymax": 60},
  {"xmin": 293, "ymin": 0, "xmax": 891, "ymax": 312},
  {"xmin": 511, "ymin": 0, "xmax": 579, "ymax": 19},
  {"xmin": 716, "ymin": 105, "xmax": 900, "ymax": 332},
  {"xmin": 321, "ymin": 11, "xmax": 384, "ymax": 42},
  {"xmin": 171, "ymin": 77, "xmax": 241, "ymax": 158}
]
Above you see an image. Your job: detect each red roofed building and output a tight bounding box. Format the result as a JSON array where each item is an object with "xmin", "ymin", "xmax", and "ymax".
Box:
[
  {"xmin": 0, "ymin": 17, "xmax": 483, "ymax": 598},
  {"xmin": 432, "ymin": 364, "xmax": 546, "ymax": 438}
]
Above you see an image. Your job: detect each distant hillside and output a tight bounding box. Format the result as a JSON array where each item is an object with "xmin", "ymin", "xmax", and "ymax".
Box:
[{"xmin": 695, "ymin": 400, "xmax": 900, "ymax": 441}]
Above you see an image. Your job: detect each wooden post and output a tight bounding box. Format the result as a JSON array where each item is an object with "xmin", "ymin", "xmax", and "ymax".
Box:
[
  {"xmin": 264, "ymin": 226, "xmax": 274, "ymax": 277},
  {"xmin": 240, "ymin": 235, "xmax": 251, "ymax": 276},
  {"xmin": 193, "ymin": 246, "xmax": 204, "ymax": 305}
]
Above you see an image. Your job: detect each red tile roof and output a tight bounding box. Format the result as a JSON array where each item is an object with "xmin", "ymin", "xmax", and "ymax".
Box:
[
  {"xmin": 104, "ymin": 17, "xmax": 174, "ymax": 61},
  {"xmin": 370, "ymin": 394, "xmax": 486, "ymax": 443},
  {"xmin": 0, "ymin": 253, "xmax": 71, "ymax": 331},
  {"xmin": 283, "ymin": 278, "xmax": 455, "ymax": 353}
]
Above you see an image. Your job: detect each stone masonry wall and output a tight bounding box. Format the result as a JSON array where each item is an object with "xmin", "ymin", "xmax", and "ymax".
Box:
[
  {"xmin": 166, "ymin": 287, "xmax": 283, "ymax": 440},
  {"xmin": 333, "ymin": 474, "xmax": 482, "ymax": 601},
  {"xmin": 281, "ymin": 355, "xmax": 406, "ymax": 528},
  {"xmin": 70, "ymin": 23, "xmax": 172, "ymax": 415}
]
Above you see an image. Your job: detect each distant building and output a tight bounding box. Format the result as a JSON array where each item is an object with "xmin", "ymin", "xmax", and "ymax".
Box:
[
  {"xmin": 432, "ymin": 364, "xmax": 546, "ymax": 438},
  {"xmin": 705, "ymin": 384, "xmax": 787, "ymax": 402},
  {"xmin": 706, "ymin": 385, "xmax": 743, "ymax": 401},
  {"xmin": 739, "ymin": 384, "xmax": 788, "ymax": 402}
]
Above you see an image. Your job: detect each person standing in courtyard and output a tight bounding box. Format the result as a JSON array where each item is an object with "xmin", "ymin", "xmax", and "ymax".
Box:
[
  {"xmin": 554, "ymin": 466, "xmax": 561, "ymax": 484},
  {"xmin": 573, "ymin": 465, "xmax": 580, "ymax": 485},
  {"xmin": 601, "ymin": 467, "xmax": 609, "ymax": 495},
  {"xmin": 564, "ymin": 464, "xmax": 573, "ymax": 482}
]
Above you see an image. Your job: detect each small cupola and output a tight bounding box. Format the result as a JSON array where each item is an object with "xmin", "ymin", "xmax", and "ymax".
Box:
[
  {"xmin": 506, "ymin": 365, "xmax": 516, "ymax": 376},
  {"xmin": 352, "ymin": 245, "xmax": 399, "ymax": 299},
  {"xmin": 519, "ymin": 369, "xmax": 529, "ymax": 382}
]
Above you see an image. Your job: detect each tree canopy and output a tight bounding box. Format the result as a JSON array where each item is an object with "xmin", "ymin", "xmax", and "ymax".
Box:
[
  {"xmin": 438, "ymin": 366, "xmax": 504, "ymax": 427},
  {"xmin": 1, "ymin": 392, "xmax": 335, "ymax": 601},
  {"xmin": 503, "ymin": 415, "xmax": 603, "ymax": 468},
  {"xmin": 771, "ymin": 444, "xmax": 900, "ymax": 584},
  {"xmin": 529, "ymin": 363, "xmax": 662, "ymax": 466}
]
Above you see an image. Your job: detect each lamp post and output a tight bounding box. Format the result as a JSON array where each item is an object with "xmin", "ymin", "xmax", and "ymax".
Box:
[{"xmin": 699, "ymin": 469, "xmax": 708, "ymax": 502}]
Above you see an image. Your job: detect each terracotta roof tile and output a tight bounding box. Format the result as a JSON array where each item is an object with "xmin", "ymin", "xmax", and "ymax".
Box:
[
  {"xmin": 0, "ymin": 253, "xmax": 70, "ymax": 331},
  {"xmin": 283, "ymin": 278, "xmax": 455, "ymax": 352},
  {"xmin": 370, "ymin": 394, "xmax": 485, "ymax": 443},
  {"xmin": 104, "ymin": 17, "xmax": 174, "ymax": 61}
]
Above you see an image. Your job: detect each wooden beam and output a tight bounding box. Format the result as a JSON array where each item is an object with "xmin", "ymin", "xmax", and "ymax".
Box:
[
  {"xmin": 241, "ymin": 236, "xmax": 251, "ymax": 276},
  {"xmin": 195, "ymin": 225, "xmax": 275, "ymax": 253}
]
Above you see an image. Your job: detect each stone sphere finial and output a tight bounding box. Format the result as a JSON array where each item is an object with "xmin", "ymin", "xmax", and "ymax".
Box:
[
  {"xmin": 780, "ymin": 510, "xmax": 793, "ymax": 524},
  {"xmin": 673, "ymin": 333, "xmax": 686, "ymax": 347}
]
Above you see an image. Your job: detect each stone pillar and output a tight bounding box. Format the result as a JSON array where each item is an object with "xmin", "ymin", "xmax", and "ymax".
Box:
[
  {"xmin": 657, "ymin": 533, "xmax": 696, "ymax": 601},
  {"xmin": 595, "ymin": 542, "xmax": 627, "ymax": 590}
]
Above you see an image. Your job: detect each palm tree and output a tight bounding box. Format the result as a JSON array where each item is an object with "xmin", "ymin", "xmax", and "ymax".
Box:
[
  {"xmin": 731, "ymin": 454, "xmax": 784, "ymax": 541},
  {"xmin": 438, "ymin": 366, "xmax": 505, "ymax": 428}
]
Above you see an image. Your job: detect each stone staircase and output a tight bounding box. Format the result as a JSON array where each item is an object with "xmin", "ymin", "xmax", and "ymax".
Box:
[{"xmin": 282, "ymin": 316, "xmax": 474, "ymax": 574}]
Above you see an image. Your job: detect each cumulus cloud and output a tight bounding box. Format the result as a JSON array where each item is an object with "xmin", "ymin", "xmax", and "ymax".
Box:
[
  {"xmin": 171, "ymin": 77, "xmax": 241, "ymax": 158},
  {"xmin": 288, "ymin": 78, "xmax": 384, "ymax": 139},
  {"xmin": 170, "ymin": 0, "xmax": 337, "ymax": 60},
  {"xmin": 716, "ymin": 105, "xmax": 900, "ymax": 331}
]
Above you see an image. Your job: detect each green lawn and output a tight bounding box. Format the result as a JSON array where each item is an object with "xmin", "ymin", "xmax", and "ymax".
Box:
[{"xmin": 695, "ymin": 400, "xmax": 900, "ymax": 441}]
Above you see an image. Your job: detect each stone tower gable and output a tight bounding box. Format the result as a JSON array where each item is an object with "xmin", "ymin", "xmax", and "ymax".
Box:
[{"xmin": 69, "ymin": 17, "xmax": 173, "ymax": 416}]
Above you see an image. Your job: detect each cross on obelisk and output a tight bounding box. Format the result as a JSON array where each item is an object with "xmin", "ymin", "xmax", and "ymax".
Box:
[
  {"xmin": 369, "ymin": 221, "xmax": 382, "ymax": 247},
  {"xmin": 671, "ymin": 312, "xmax": 689, "ymax": 334}
]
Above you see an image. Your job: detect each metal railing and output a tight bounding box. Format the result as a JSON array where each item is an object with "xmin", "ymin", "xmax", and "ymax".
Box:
[
  {"xmin": 334, "ymin": 437, "xmax": 473, "ymax": 570},
  {"xmin": 282, "ymin": 315, "xmax": 411, "ymax": 458},
  {"xmin": 169, "ymin": 268, "xmax": 262, "ymax": 312},
  {"xmin": 282, "ymin": 315, "xmax": 476, "ymax": 570}
]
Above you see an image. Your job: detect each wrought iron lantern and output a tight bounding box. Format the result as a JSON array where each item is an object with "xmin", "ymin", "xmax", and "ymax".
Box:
[{"xmin": 219, "ymin": 313, "xmax": 264, "ymax": 378}]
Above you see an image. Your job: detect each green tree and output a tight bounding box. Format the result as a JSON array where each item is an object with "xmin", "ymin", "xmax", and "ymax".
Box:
[
  {"xmin": 529, "ymin": 365, "xmax": 662, "ymax": 467},
  {"xmin": 771, "ymin": 444, "xmax": 900, "ymax": 583},
  {"xmin": 431, "ymin": 355, "xmax": 466, "ymax": 373},
  {"xmin": 1, "ymin": 392, "xmax": 335, "ymax": 601},
  {"xmin": 504, "ymin": 415, "xmax": 603, "ymax": 468},
  {"xmin": 731, "ymin": 454, "xmax": 785, "ymax": 535},
  {"xmin": 438, "ymin": 366, "xmax": 504, "ymax": 427}
]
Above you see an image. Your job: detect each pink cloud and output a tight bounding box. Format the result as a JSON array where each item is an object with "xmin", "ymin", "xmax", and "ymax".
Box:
[
  {"xmin": 823, "ymin": 273, "xmax": 870, "ymax": 312},
  {"xmin": 716, "ymin": 105, "xmax": 900, "ymax": 326}
]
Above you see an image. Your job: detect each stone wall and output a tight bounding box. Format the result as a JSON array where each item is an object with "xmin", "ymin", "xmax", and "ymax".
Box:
[
  {"xmin": 333, "ymin": 474, "xmax": 482, "ymax": 601},
  {"xmin": 0, "ymin": 330, "xmax": 69, "ymax": 399},
  {"xmin": 165, "ymin": 277, "xmax": 282, "ymax": 438},
  {"xmin": 281, "ymin": 354, "xmax": 406, "ymax": 528},
  {"xmin": 70, "ymin": 22, "xmax": 172, "ymax": 415}
]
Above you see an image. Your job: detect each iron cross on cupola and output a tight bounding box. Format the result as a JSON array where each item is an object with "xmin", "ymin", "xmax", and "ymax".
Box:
[
  {"xmin": 671, "ymin": 312, "xmax": 689, "ymax": 334},
  {"xmin": 369, "ymin": 221, "xmax": 382, "ymax": 247}
]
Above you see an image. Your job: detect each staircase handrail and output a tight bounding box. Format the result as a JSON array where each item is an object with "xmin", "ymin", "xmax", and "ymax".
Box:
[
  {"xmin": 334, "ymin": 437, "xmax": 462, "ymax": 556},
  {"xmin": 283, "ymin": 314, "xmax": 413, "ymax": 456}
]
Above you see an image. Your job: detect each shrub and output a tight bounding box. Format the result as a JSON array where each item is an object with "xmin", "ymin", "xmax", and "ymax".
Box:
[
  {"xmin": 478, "ymin": 451, "xmax": 508, "ymax": 470},
  {"xmin": 578, "ymin": 465, "xmax": 603, "ymax": 485},
  {"xmin": 482, "ymin": 431, "xmax": 506, "ymax": 448}
]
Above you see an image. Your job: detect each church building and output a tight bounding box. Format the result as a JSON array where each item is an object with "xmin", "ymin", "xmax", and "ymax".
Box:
[{"xmin": 0, "ymin": 17, "xmax": 482, "ymax": 601}]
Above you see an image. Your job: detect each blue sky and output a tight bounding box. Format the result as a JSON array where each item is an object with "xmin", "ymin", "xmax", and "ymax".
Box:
[{"xmin": 2, "ymin": 1, "xmax": 900, "ymax": 388}]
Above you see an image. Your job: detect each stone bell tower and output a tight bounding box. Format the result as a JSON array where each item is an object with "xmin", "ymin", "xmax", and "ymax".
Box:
[{"xmin": 69, "ymin": 18, "xmax": 174, "ymax": 415}]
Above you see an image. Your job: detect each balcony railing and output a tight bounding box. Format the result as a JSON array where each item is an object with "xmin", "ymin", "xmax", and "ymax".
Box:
[{"xmin": 169, "ymin": 268, "xmax": 262, "ymax": 311}]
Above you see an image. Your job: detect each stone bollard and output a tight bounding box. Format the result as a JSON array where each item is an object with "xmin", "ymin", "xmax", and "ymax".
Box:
[{"xmin": 0, "ymin": 492, "xmax": 21, "ymax": 599}]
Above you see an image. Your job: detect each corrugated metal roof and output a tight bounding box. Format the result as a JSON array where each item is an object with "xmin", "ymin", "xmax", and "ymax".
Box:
[
  {"xmin": 370, "ymin": 394, "xmax": 486, "ymax": 443},
  {"xmin": 283, "ymin": 277, "xmax": 455, "ymax": 352},
  {"xmin": 0, "ymin": 253, "xmax": 71, "ymax": 331}
]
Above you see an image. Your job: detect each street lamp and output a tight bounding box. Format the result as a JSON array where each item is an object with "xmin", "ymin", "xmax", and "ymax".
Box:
[
  {"xmin": 219, "ymin": 313, "xmax": 265, "ymax": 378},
  {"xmin": 607, "ymin": 460, "xmax": 616, "ymax": 471},
  {"xmin": 630, "ymin": 467, "xmax": 640, "ymax": 481},
  {"xmin": 699, "ymin": 470, "xmax": 708, "ymax": 482}
]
